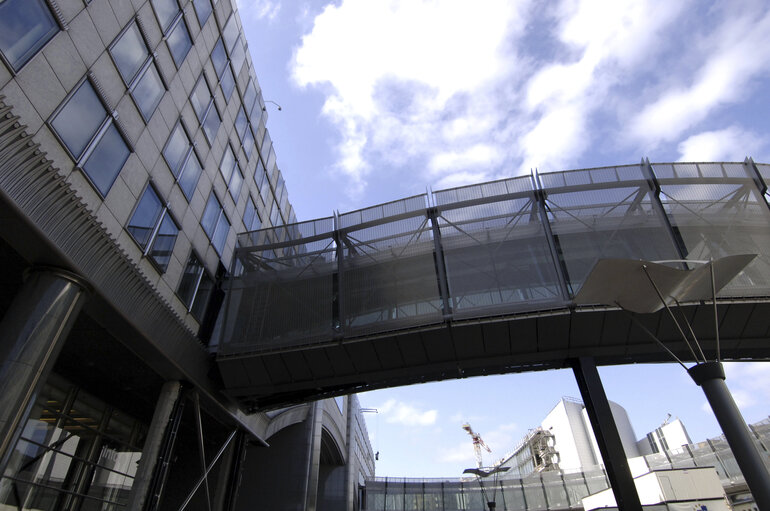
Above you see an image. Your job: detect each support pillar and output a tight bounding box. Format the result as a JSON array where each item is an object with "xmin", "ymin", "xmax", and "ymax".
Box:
[
  {"xmin": 571, "ymin": 357, "xmax": 642, "ymax": 511},
  {"xmin": 126, "ymin": 381, "xmax": 184, "ymax": 511},
  {"xmin": 689, "ymin": 362, "xmax": 770, "ymax": 508},
  {"xmin": 0, "ymin": 267, "xmax": 89, "ymax": 474},
  {"xmin": 304, "ymin": 401, "xmax": 323, "ymax": 511}
]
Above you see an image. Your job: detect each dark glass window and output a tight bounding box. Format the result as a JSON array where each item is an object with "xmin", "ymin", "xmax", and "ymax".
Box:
[
  {"xmin": 211, "ymin": 39, "xmax": 227, "ymax": 76},
  {"xmin": 191, "ymin": 271, "xmax": 214, "ymax": 320},
  {"xmin": 51, "ymin": 80, "xmax": 129, "ymax": 196},
  {"xmin": 192, "ymin": 0, "xmax": 213, "ymax": 26},
  {"xmin": 230, "ymin": 38, "xmax": 245, "ymax": 76},
  {"xmin": 151, "ymin": 0, "xmax": 179, "ymax": 33},
  {"xmin": 178, "ymin": 252, "xmax": 213, "ymax": 321},
  {"xmin": 127, "ymin": 185, "xmax": 179, "ymax": 271},
  {"xmin": 220, "ymin": 146, "xmax": 243, "ymax": 200},
  {"xmin": 162, "ymin": 122, "xmax": 202, "ymax": 200},
  {"xmin": 243, "ymin": 197, "xmax": 261, "ymax": 231},
  {"xmin": 167, "ymin": 17, "xmax": 191, "ymax": 66},
  {"xmin": 133, "ymin": 63, "xmax": 164, "ymax": 119},
  {"xmin": 243, "ymin": 80, "xmax": 257, "ymax": 113},
  {"xmin": 235, "ymin": 107, "xmax": 247, "ymax": 139},
  {"xmin": 242, "ymin": 128, "xmax": 255, "ymax": 159},
  {"xmin": 110, "ymin": 23, "xmax": 148, "ymax": 84},
  {"xmin": 191, "ymin": 75, "xmax": 220, "ymax": 143},
  {"xmin": 220, "ymin": 67, "xmax": 235, "ymax": 100},
  {"xmin": 0, "ymin": 0, "xmax": 58, "ymax": 71},
  {"xmin": 111, "ymin": 22, "xmax": 165, "ymax": 121},
  {"xmin": 202, "ymin": 193, "xmax": 229, "ymax": 254},
  {"xmin": 222, "ymin": 15, "xmax": 239, "ymax": 52}
]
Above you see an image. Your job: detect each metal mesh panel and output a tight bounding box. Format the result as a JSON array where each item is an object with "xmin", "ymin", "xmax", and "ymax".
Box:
[
  {"xmin": 541, "ymin": 472, "xmax": 568, "ymax": 508},
  {"xmin": 541, "ymin": 165, "xmax": 679, "ymax": 295},
  {"xmin": 433, "ymin": 175, "xmax": 532, "ymax": 206},
  {"xmin": 340, "ymin": 210, "xmax": 442, "ymax": 336},
  {"xmin": 221, "ymin": 218, "xmax": 337, "ymax": 354},
  {"xmin": 438, "ymin": 194, "xmax": 563, "ymax": 319},
  {"xmin": 539, "ymin": 164, "xmax": 645, "ymax": 189},
  {"xmin": 339, "ymin": 195, "xmax": 427, "ymax": 229},
  {"xmin": 654, "ymin": 163, "xmax": 770, "ymax": 296}
]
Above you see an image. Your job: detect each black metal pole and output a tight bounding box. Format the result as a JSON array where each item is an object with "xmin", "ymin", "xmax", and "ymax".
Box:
[
  {"xmin": 688, "ymin": 362, "xmax": 770, "ymax": 508},
  {"xmin": 572, "ymin": 357, "xmax": 643, "ymax": 511}
]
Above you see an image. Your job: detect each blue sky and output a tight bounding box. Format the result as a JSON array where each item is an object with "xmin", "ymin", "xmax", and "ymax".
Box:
[{"xmin": 236, "ymin": 0, "xmax": 770, "ymax": 477}]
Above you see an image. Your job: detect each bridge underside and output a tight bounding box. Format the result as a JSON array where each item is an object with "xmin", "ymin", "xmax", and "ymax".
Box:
[
  {"xmin": 218, "ymin": 300, "xmax": 770, "ymax": 410},
  {"xmin": 216, "ymin": 160, "xmax": 770, "ymax": 410}
]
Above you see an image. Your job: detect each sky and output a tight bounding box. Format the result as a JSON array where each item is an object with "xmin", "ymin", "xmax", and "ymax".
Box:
[{"xmin": 236, "ymin": 0, "xmax": 770, "ymax": 477}]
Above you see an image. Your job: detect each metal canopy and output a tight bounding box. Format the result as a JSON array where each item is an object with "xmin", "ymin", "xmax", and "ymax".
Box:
[{"xmin": 573, "ymin": 255, "xmax": 757, "ymax": 313}]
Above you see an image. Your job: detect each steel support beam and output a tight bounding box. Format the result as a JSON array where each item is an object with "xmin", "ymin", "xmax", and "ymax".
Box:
[
  {"xmin": 571, "ymin": 357, "xmax": 642, "ymax": 511},
  {"xmin": 0, "ymin": 267, "xmax": 90, "ymax": 475},
  {"xmin": 689, "ymin": 362, "xmax": 770, "ymax": 509},
  {"xmin": 428, "ymin": 207, "xmax": 453, "ymax": 319}
]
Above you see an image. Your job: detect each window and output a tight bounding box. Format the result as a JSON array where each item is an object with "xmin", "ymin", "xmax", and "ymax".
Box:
[
  {"xmin": 222, "ymin": 15, "xmax": 239, "ymax": 53},
  {"xmin": 242, "ymin": 128, "xmax": 255, "ymax": 159},
  {"xmin": 50, "ymin": 79, "xmax": 130, "ymax": 196},
  {"xmin": 178, "ymin": 252, "xmax": 214, "ymax": 321},
  {"xmin": 166, "ymin": 15, "xmax": 192, "ymax": 66},
  {"xmin": 162, "ymin": 122, "xmax": 202, "ymax": 200},
  {"xmin": 210, "ymin": 38, "xmax": 234, "ymax": 100},
  {"xmin": 219, "ymin": 145, "xmax": 243, "ymax": 200},
  {"xmin": 0, "ymin": 0, "xmax": 58, "ymax": 71},
  {"xmin": 190, "ymin": 75, "xmax": 220, "ymax": 143},
  {"xmin": 243, "ymin": 196, "xmax": 261, "ymax": 231},
  {"xmin": 151, "ymin": 0, "xmax": 190, "ymax": 67},
  {"xmin": 110, "ymin": 22, "xmax": 165, "ymax": 120},
  {"xmin": 127, "ymin": 185, "xmax": 179, "ymax": 271},
  {"xmin": 202, "ymin": 193, "xmax": 230, "ymax": 254},
  {"xmin": 234, "ymin": 107, "xmax": 247, "ymax": 139},
  {"xmin": 192, "ymin": 0, "xmax": 213, "ymax": 27}
]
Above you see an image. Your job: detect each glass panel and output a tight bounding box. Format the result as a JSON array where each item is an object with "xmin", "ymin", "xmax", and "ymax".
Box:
[
  {"xmin": 111, "ymin": 23, "xmax": 148, "ymax": 84},
  {"xmin": 52, "ymin": 81, "xmax": 106, "ymax": 159},
  {"xmin": 191, "ymin": 271, "xmax": 213, "ymax": 320},
  {"xmin": 211, "ymin": 38, "xmax": 227, "ymax": 76},
  {"xmin": 127, "ymin": 186, "xmax": 163, "ymax": 249},
  {"xmin": 0, "ymin": 0, "xmax": 58, "ymax": 71},
  {"xmin": 235, "ymin": 107, "xmax": 247, "ymax": 139},
  {"xmin": 220, "ymin": 145, "xmax": 235, "ymax": 182},
  {"xmin": 178, "ymin": 253, "xmax": 203, "ymax": 307},
  {"xmin": 243, "ymin": 128, "xmax": 255, "ymax": 159},
  {"xmin": 213, "ymin": 213, "xmax": 229, "ymax": 253},
  {"xmin": 229, "ymin": 163, "xmax": 243, "ymax": 200},
  {"xmin": 151, "ymin": 0, "xmax": 179, "ymax": 33},
  {"xmin": 192, "ymin": 0, "xmax": 212, "ymax": 26},
  {"xmin": 178, "ymin": 152, "xmax": 202, "ymax": 200},
  {"xmin": 222, "ymin": 15, "xmax": 238, "ymax": 52},
  {"xmin": 243, "ymin": 80, "xmax": 257, "ymax": 113},
  {"xmin": 230, "ymin": 39, "xmax": 245, "ymax": 75},
  {"xmin": 203, "ymin": 105, "xmax": 221, "ymax": 142},
  {"xmin": 243, "ymin": 198, "xmax": 255, "ymax": 231},
  {"xmin": 220, "ymin": 67, "xmax": 235, "ymax": 101},
  {"xmin": 655, "ymin": 163, "xmax": 770, "ymax": 297},
  {"xmin": 201, "ymin": 194, "xmax": 221, "ymax": 238},
  {"xmin": 134, "ymin": 64, "xmax": 164, "ymax": 119},
  {"xmin": 163, "ymin": 123, "xmax": 189, "ymax": 175},
  {"xmin": 82, "ymin": 123, "xmax": 130, "ymax": 196},
  {"xmin": 190, "ymin": 77, "xmax": 210, "ymax": 121},
  {"xmin": 167, "ymin": 18, "xmax": 191, "ymax": 66},
  {"xmin": 149, "ymin": 213, "xmax": 178, "ymax": 271}
]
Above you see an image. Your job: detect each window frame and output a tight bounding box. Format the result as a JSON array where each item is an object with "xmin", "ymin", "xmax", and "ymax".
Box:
[
  {"xmin": 191, "ymin": 74, "xmax": 221, "ymax": 144},
  {"xmin": 126, "ymin": 182, "xmax": 180, "ymax": 272},
  {"xmin": 201, "ymin": 192, "xmax": 230, "ymax": 255},
  {"xmin": 165, "ymin": 10, "xmax": 192, "ymax": 67},
  {"xmin": 0, "ymin": 0, "xmax": 60, "ymax": 73},
  {"xmin": 176, "ymin": 251, "xmax": 214, "ymax": 321},
  {"xmin": 48, "ymin": 75, "xmax": 132, "ymax": 197},
  {"xmin": 162, "ymin": 119, "xmax": 203, "ymax": 201},
  {"xmin": 109, "ymin": 20, "xmax": 168, "ymax": 122},
  {"xmin": 192, "ymin": 0, "xmax": 213, "ymax": 27}
]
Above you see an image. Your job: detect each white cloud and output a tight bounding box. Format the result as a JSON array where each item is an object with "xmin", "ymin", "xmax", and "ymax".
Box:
[
  {"xmin": 237, "ymin": 0, "xmax": 281, "ymax": 22},
  {"xmin": 379, "ymin": 399, "xmax": 438, "ymax": 426},
  {"xmin": 628, "ymin": 5, "xmax": 770, "ymax": 148},
  {"xmin": 677, "ymin": 126, "xmax": 766, "ymax": 162}
]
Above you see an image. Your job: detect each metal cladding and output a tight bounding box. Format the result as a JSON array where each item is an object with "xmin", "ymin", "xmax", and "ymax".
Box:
[{"xmin": 218, "ymin": 160, "xmax": 770, "ymax": 409}]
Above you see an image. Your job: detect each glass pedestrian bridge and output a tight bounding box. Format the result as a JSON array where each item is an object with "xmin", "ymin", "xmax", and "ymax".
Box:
[
  {"xmin": 361, "ymin": 417, "xmax": 770, "ymax": 510},
  {"xmin": 217, "ymin": 160, "xmax": 770, "ymax": 409}
]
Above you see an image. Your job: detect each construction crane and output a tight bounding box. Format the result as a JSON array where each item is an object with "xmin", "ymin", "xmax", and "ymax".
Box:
[{"xmin": 462, "ymin": 423, "xmax": 491, "ymax": 469}]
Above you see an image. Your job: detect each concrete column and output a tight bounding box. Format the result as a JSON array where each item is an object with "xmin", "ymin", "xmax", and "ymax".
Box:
[
  {"xmin": 0, "ymin": 267, "xmax": 89, "ymax": 474},
  {"xmin": 689, "ymin": 362, "xmax": 770, "ymax": 509},
  {"xmin": 304, "ymin": 401, "xmax": 323, "ymax": 511},
  {"xmin": 345, "ymin": 396, "xmax": 356, "ymax": 511},
  {"xmin": 126, "ymin": 381, "xmax": 182, "ymax": 511}
]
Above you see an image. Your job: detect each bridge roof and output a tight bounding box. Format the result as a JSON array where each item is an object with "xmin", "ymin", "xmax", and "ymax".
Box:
[{"xmin": 216, "ymin": 160, "xmax": 770, "ymax": 410}]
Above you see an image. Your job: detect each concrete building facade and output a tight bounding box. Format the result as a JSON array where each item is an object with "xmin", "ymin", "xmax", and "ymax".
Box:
[{"xmin": 0, "ymin": 0, "xmax": 373, "ymax": 509}]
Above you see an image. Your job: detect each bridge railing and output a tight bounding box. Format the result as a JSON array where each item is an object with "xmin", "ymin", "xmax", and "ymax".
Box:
[{"xmin": 218, "ymin": 160, "xmax": 770, "ymax": 357}]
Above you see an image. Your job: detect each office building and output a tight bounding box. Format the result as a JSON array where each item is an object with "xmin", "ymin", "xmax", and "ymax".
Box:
[{"xmin": 0, "ymin": 0, "xmax": 373, "ymax": 509}]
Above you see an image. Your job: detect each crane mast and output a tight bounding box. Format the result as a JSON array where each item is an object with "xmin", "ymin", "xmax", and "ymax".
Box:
[{"xmin": 462, "ymin": 423, "xmax": 491, "ymax": 469}]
